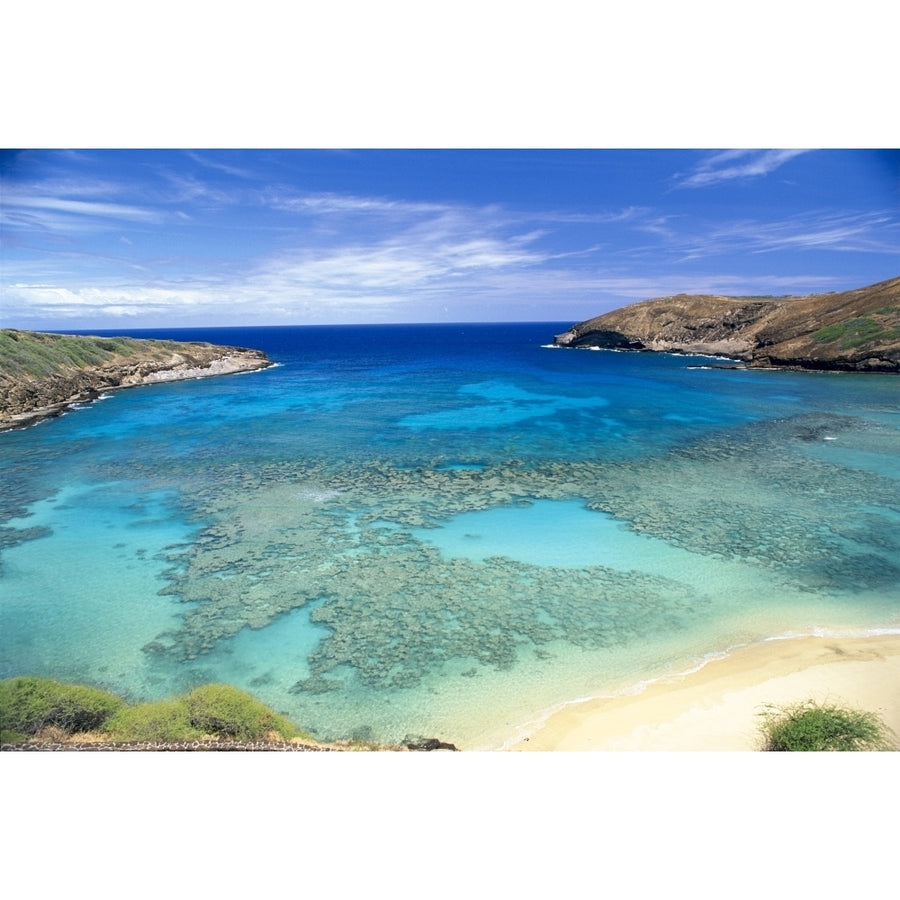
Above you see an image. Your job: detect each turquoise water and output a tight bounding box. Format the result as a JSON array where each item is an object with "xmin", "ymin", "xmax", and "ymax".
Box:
[{"xmin": 1, "ymin": 323, "xmax": 898, "ymax": 747}]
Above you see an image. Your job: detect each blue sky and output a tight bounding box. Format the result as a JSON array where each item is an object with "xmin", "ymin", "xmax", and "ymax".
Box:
[{"xmin": 2, "ymin": 149, "xmax": 898, "ymax": 330}]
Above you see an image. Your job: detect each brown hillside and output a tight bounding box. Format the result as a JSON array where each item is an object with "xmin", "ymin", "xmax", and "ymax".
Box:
[{"xmin": 554, "ymin": 276, "xmax": 900, "ymax": 372}]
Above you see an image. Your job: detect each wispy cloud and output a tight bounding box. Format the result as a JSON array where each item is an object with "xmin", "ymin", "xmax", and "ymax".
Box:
[
  {"xmin": 2, "ymin": 283, "xmax": 211, "ymax": 322},
  {"xmin": 674, "ymin": 150, "xmax": 812, "ymax": 188},
  {"xmin": 152, "ymin": 170, "xmax": 239, "ymax": 207},
  {"xmin": 0, "ymin": 206, "xmax": 555, "ymax": 325},
  {"xmin": 2, "ymin": 163, "xmax": 238, "ymax": 242},
  {"xmin": 265, "ymin": 190, "xmax": 450, "ymax": 217},
  {"xmin": 1, "ymin": 252, "xmax": 845, "ymax": 330},
  {"xmin": 674, "ymin": 210, "xmax": 900, "ymax": 259},
  {"xmin": 1, "ymin": 179, "xmax": 169, "ymax": 241},
  {"xmin": 579, "ymin": 272, "xmax": 840, "ymax": 298},
  {"xmin": 3, "ymin": 152, "xmax": 896, "ymax": 329},
  {"xmin": 234, "ymin": 220, "xmax": 551, "ymax": 321},
  {"xmin": 183, "ymin": 151, "xmax": 257, "ymax": 179},
  {"xmin": 743, "ymin": 212, "xmax": 900, "ymax": 254},
  {"xmin": 3, "ymin": 194, "xmax": 164, "ymax": 223}
]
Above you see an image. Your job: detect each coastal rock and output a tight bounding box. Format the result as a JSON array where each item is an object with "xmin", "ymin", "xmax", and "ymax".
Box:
[
  {"xmin": 0, "ymin": 740, "xmax": 333, "ymax": 751},
  {"xmin": 404, "ymin": 737, "xmax": 459, "ymax": 751},
  {"xmin": 0, "ymin": 329, "xmax": 272, "ymax": 430},
  {"xmin": 553, "ymin": 276, "xmax": 900, "ymax": 372}
]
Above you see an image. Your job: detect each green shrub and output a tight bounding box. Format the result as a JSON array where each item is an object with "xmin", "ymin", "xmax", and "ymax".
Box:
[
  {"xmin": 0, "ymin": 329, "xmax": 193, "ymax": 381},
  {"xmin": 0, "ymin": 676, "xmax": 125, "ymax": 738},
  {"xmin": 811, "ymin": 317, "xmax": 900, "ymax": 350},
  {"xmin": 102, "ymin": 684, "xmax": 304, "ymax": 742},
  {"xmin": 185, "ymin": 683, "xmax": 300, "ymax": 741},
  {"xmin": 1, "ymin": 676, "xmax": 311, "ymax": 744},
  {"xmin": 758, "ymin": 700, "xmax": 895, "ymax": 751},
  {"xmin": 811, "ymin": 322, "xmax": 847, "ymax": 344},
  {"xmin": 103, "ymin": 698, "xmax": 204, "ymax": 742}
]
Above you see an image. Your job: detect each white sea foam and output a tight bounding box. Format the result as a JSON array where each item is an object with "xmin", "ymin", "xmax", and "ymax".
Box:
[
  {"xmin": 764, "ymin": 624, "xmax": 900, "ymax": 640},
  {"xmin": 684, "ymin": 353, "xmax": 740, "ymax": 362}
]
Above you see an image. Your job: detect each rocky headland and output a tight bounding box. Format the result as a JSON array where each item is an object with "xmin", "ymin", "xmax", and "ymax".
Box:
[
  {"xmin": 554, "ymin": 276, "xmax": 900, "ymax": 372},
  {"xmin": 0, "ymin": 329, "xmax": 272, "ymax": 430}
]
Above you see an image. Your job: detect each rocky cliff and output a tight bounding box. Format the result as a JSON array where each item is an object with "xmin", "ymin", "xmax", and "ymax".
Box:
[
  {"xmin": 0, "ymin": 330, "xmax": 272, "ymax": 430},
  {"xmin": 554, "ymin": 276, "xmax": 900, "ymax": 372}
]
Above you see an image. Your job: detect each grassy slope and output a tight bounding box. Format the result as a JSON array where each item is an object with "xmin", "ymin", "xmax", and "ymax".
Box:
[
  {"xmin": 0, "ymin": 329, "xmax": 266, "ymax": 423},
  {"xmin": 1, "ymin": 330, "xmax": 206, "ymax": 380}
]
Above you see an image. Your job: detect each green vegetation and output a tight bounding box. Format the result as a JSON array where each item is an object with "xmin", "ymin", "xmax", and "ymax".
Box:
[
  {"xmin": 102, "ymin": 697, "xmax": 203, "ymax": 742},
  {"xmin": 811, "ymin": 317, "xmax": 900, "ymax": 350},
  {"xmin": 0, "ymin": 677, "xmax": 311, "ymax": 745},
  {"xmin": 104, "ymin": 683, "xmax": 305, "ymax": 742},
  {"xmin": 0, "ymin": 676, "xmax": 126, "ymax": 743},
  {"xmin": 758, "ymin": 700, "xmax": 896, "ymax": 751},
  {"xmin": 0, "ymin": 329, "xmax": 184, "ymax": 381},
  {"xmin": 184, "ymin": 683, "xmax": 302, "ymax": 740}
]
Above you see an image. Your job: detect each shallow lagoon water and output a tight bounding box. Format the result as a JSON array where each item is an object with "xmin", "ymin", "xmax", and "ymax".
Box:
[{"xmin": 1, "ymin": 323, "xmax": 898, "ymax": 747}]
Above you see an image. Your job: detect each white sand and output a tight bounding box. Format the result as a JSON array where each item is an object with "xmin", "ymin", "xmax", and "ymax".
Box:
[{"xmin": 508, "ymin": 633, "xmax": 900, "ymax": 750}]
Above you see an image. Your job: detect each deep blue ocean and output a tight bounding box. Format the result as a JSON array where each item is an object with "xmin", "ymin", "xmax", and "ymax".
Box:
[{"xmin": 2, "ymin": 323, "xmax": 899, "ymax": 747}]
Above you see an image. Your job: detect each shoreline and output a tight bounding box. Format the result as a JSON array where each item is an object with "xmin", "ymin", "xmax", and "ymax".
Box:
[
  {"xmin": 504, "ymin": 631, "xmax": 900, "ymax": 751},
  {"xmin": 0, "ymin": 354, "xmax": 273, "ymax": 433},
  {"xmin": 550, "ymin": 343, "xmax": 899, "ymax": 374}
]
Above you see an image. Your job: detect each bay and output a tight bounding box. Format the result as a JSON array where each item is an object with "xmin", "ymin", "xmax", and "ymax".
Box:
[{"xmin": 1, "ymin": 323, "xmax": 898, "ymax": 747}]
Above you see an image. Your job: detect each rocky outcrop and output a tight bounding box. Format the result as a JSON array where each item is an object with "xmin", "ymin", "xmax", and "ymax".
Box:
[
  {"xmin": 2, "ymin": 737, "xmax": 457, "ymax": 751},
  {"xmin": 0, "ymin": 739, "xmax": 333, "ymax": 751},
  {"xmin": 554, "ymin": 276, "xmax": 900, "ymax": 372},
  {"xmin": 404, "ymin": 736, "xmax": 459, "ymax": 751},
  {"xmin": 0, "ymin": 330, "xmax": 272, "ymax": 430}
]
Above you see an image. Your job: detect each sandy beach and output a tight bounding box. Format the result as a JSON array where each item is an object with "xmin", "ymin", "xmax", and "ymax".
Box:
[{"xmin": 508, "ymin": 632, "xmax": 900, "ymax": 751}]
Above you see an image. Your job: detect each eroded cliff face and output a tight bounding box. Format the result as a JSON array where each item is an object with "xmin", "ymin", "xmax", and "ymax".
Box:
[
  {"xmin": 554, "ymin": 276, "xmax": 900, "ymax": 372},
  {"xmin": 0, "ymin": 330, "xmax": 271, "ymax": 429}
]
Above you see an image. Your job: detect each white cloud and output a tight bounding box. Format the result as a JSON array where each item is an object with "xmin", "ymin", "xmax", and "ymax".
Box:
[
  {"xmin": 154, "ymin": 170, "xmax": 238, "ymax": 207},
  {"xmin": 3, "ymin": 164, "xmax": 895, "ymax": 329},
  {"xmin": 266, "ymin": 191, "xmax": 449, "ymax": 217},
  {"xmin": 241, "ymin": 226, "xmax": 548, "ymax": 311},
  {"xmin": 183, "ymin": 151, "xmax": 257, "ymax": 179},
  {"xmin": 0, "ymin": 222, "xmax": 552, "ymax": 325},
  {"xmin": 0, "ymin": 260, "xmax": 859, "ymax": 329},
  {"xmin": 13, "ymin": 197, "xmax": 163, "ymax": 222},
  {"xmin": 675, "ymin": 211, "xmax": 900, "ymax": 259},
  {"xmin": 1, "ymin": 178, "xmax": 566, "ymax": 325},
  {"xmin": 674, "ymin": 149, "xmax": 812, "ymax": 188},
  {"xmin": 1, "ymin": 188, "xmax": 168, "ymax": 238}
]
